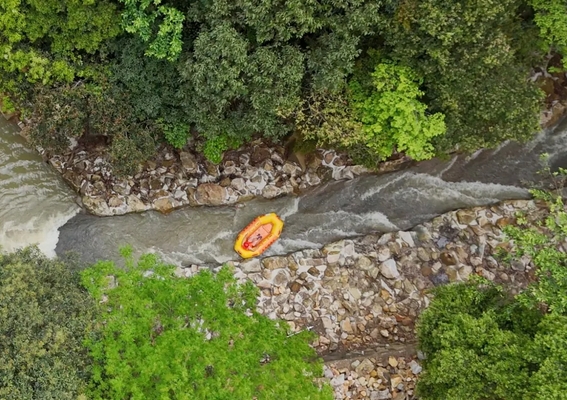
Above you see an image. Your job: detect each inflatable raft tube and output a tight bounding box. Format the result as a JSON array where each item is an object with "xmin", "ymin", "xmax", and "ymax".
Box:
[{"xmin": 234, "ymin": 213, "xmax": 284, "ymax": 259}]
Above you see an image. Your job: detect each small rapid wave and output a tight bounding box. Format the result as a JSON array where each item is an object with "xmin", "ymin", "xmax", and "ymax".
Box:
[{"xmin": 0, "ymin": 118, "xmax": 79, "ymax": 257}]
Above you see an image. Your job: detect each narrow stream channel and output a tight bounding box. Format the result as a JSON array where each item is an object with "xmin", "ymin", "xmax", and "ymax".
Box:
[{"xmin": 1, "ymin": 116, "xmax": 566, "ymax": 265}]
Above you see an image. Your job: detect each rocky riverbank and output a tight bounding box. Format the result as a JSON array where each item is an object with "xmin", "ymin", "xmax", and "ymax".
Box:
[
  {"xmin": 175, "ymin": 198, "xmax": 544, "ymax": 399},
  {"xmin": 45, "ymin": 140, "xmax": 411, "ymax": 216}
]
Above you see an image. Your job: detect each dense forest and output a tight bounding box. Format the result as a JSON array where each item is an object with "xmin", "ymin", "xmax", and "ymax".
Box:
[
  {"xmin": 1, "ymin": 0, "xmax": 566, "ymax": 175},
  {"xmin": 2, "ymin": 2, "xmax": 567, "ymax": 398}
]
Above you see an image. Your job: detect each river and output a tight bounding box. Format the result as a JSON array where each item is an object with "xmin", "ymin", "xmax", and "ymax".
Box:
[
  {"xmin": 0, "ymin": 118, "xmax": 79, "ymax": 257},
  {"xmin": 1, "ymin": 116, "xmax": 567, "ymax": 265}
]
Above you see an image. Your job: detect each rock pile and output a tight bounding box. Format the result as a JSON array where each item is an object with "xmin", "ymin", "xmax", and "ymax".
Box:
[
  {"xmin": 324, "ymin": 354, "xmax": 422, "ymax": 400},
  {"xmin": 47, "ymin": 141, "xmax": 382, "ymax": 216},
  {"xmin": 175, "ymin": 199, "xmax": 544, "ymax": 399}
]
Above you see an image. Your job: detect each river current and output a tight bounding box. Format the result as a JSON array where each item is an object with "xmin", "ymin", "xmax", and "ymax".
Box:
[{"xmin": 1, "ymin": 116, "xmax": 567, "ymax": 265}]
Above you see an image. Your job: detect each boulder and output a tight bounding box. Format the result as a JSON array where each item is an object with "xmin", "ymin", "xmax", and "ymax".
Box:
[
  {"xmin": 127, "ymin": 194, "xmax": 147, "ymax": 212},
  {"xmin": 195, "ymin": 183, "xmax": 227, "ymax": 206},
  {"xmin": 153, "ymin": 197, "xmax": 174, "ymax": 213},
  {"xmin": 83, "ymin": 196, "xmax": 110, "ymax": 216},
  {"xmin": 379, "ymin": 259, "xmax": 400, "ymax": 279},
  {"xmin": 179, "ymin": 152, "xmax": 198, "ymax": 173}
]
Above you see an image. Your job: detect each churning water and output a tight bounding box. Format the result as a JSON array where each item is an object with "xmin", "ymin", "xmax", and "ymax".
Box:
[
  {"xmin": 0, "ymin": 118, "xmax": 79, "ymax": 256},
  {"xmin": 2, "ymin": 114, "xmax": 567, "ymax": 265}
]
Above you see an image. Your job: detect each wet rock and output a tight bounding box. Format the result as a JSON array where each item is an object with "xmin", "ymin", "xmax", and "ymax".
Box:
[
  {"xmin": 262, "ymin": 185, "xmax": 281, "ymax": 199},
  {"xmin": 240, "ymin": 259, "xmax": 262, "ymax": 273},
  {"xmin": 262, "ymin": 256, "xmax": 288, "ymax": 270},
  {"xmin": 153, "ymin": 197, "xmax": 174, "ymax": 213},
  {"xmin": 83, "ymin": 196, "xmax": 110, "ymax": 215},
  {"xmin": 195, "ymin": 183, "xmax": 227, "ymax": 206},
  {"xmin": 127, "ymin": 194, "xmax": 147, "ymax": 212},
  {"xmin": 230, "ymin": 178, "xmax": 246, "ymax": 192},
  {"xmin": 282, "ymin": 161, "xmax": 301, "ymax": 177},
  {"xmin": 456, "ymin": 209, "xmax": 477, "ymax": 225},
  {"xmin": 250, "ymin": 146, "xmax": 271, "ymax": 166},
  {"xmin": 108, "ymin": 196, "xmax": 123, "ymax": 208}
]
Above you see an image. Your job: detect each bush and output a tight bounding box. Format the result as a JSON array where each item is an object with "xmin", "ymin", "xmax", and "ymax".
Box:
[
  {"xmin": 24, "ymin": 84, "xmax": 90, "ymax": 152},
  {"xmin": 159, "ymin": 120, "xmax": 190, "ymax": 149},
  {"xmin": 81, "ymin": 249, "xmax": 332, "ymax": 400},
  {"xmin": 201, "ymin": 134, "xmax": 243, "ymax": 164},
  {"xmin": 0, "ymin": 248, "xmax": 95, "ymax": 400},
  {"xmin": 25, "ymin": 82, "xmax": 158, "ymax": 176}
]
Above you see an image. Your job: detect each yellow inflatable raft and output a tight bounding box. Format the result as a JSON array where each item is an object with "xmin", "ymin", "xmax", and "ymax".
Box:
[{"xmin": 234, "ymin": 213, "xmax": 284, "ymax": 259}]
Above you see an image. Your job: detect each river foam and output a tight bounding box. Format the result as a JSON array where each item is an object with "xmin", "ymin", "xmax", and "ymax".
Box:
[{"xmin": 0, "ymin": 118, "xmax": 79, "ymax": 257}]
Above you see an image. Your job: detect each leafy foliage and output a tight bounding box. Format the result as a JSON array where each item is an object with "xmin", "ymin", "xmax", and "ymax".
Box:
[
  {"xmin": 108, "ymin": 36, "xmax": 183, "ymax": 122},
  {"xmin": 294, "ymin": 59, "xmax": 445, "ymax": 164},
  {"xmin": 119, "ymin": 0, "xmax": 184, "ymax": 61},
  {"xmin": 24, "ymin": 83, "xmax": 157, "ymax": 176},
  {"xmin": 416, "ymin": 280, "xmax": 536, "ymax": 400},
  {"xmin": 379, "ymin": 0, "xmax": 543, "ymax": 152},
  {"xmin": 417, "ymin": 187, "xmax": 567, "ymax": 399},
  {"xmin": 158, "ymin": 119, "xmax": 190, "ymax": 149},
  {"xmin": 81, "ymin": 249, "xmax": 332, "ymax": 400},
  {"xmin": 530, "ymin": 0, "xmax": 567, "ymax": 67},
  {"xmin": 505, "ymin": 190, "xmax": 567, "ymax": 313},
  {"xmin": 349, "ymin": 60, "xmax": 445, "ymax": 160},
  {"xmin": 0, "ymin": 248, "xmax": 95, "ymax": 400},
  {"xmin": 0, "ymin": 0, "xmax": 120, "ymax": 91},
  {"xmin": 201, "ymin": 134, "xmax": 243, "ymax": 164},
  {"xmin": 116, "ymin": 0, "xmax": 381, "ymax": 144}
]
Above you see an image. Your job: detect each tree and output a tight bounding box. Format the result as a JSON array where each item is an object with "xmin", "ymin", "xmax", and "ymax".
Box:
[
  {"xmin": 529, "ymin": 0, "xmax": 567, "ymax": 67},
  {"xmin": 378, "ymin": 0, "xmax": 543, "ymax": 152},
  {"xmin": 112, "ymin": 0, "xmax": 381, "ymax": 152},
  {"xmin": 81, "ymin": 249, "xmax": 332, "ymax": 399},
  {"xmin": 348, "ymin": 60, "xmax": 445, "ymax": 161},
  {"xmin": 0, "ymin": 248, "xmax": 95, "ymax": 400},
  {"xmin": 0, "ymin": 0, "xmax": 120, "ymax": 93},
  {"xmin": 416, "ymin": 188, "xmax": 567, "ymax": 399}
]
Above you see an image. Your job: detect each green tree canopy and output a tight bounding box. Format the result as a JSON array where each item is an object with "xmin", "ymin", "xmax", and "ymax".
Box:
[
  {"xmin": 378, "ymin": 0, "xmax": 543, "ymax": 152},
  {"xmin": 112, "ymin": 0, "xmax": 381, "ymax": 150},
  {"xmin": 417, "ymin": 189, "xmax": 567, "ymax": 399},
  {"xmin": 0, "ymin": 248, "xmax": 95, "ymax": 400},
  {"xmin": 0, "ymin": 0, "xmax": 120, "ymax": 91},
  {"xmin": 81, "ymin": 249, "xmax": 332, "ymax": 399}
]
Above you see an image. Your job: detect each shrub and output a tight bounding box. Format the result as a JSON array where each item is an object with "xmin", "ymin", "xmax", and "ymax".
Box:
[
  {"xmin": 81, "ymin": 249, "xmax": 332, "ymax": 400},
  {"xmin": 24, "ymin": 84, "xmax": 89, "ymax": 152},
  {"xmin": 25, "ymin": 82, "xmax": 158, "ymax": 176},
  {"xmin": 109, "ymin": 128, "xmax": 156, "ymax": 177},
  {"xmin": 158, "ymin": 119, "xmax": 190, "ymax": 149},
  {"xmin": 294, "ymin": 90, "xmax": 365, "ymax": 152},
  {"xmin": 0, "ymin": 248, "xmax": 95, "ymax": 400},
  {"xmin": 201, "ymin": 134, "xmax": 243, "ymax": 164}
]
